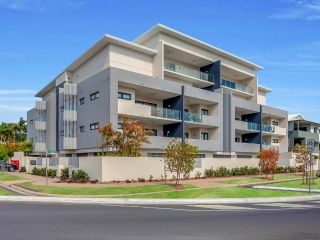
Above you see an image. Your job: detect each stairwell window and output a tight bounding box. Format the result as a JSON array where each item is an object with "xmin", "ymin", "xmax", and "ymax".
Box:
[
  {"xmin": 79, "ymin": 126, "xmax": 85, "ymax": 132},
  {"xmin": 90, "ymin": 92, "xmax": 99, "ymax": 101},
  {"xmin": 118, "ymin": 92, "xmax": 131, "ymax": 100},
  {"xmin": 201, "ymin": 132, "xmax": 209, "ymax": 140},
  {"xmin": 90, "ymin": 123, "xmax": 99, "ymax": 130},
  {"xmin": 79, "ymin": 97, "xmax": 85, "ymax": 105},
  {"xmin": 272, "ymin": 139, "xmax": 279, "ymax": 144}
]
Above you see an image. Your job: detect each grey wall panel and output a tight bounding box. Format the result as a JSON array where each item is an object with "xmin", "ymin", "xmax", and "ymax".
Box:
[{"xmin": 77, "ymin": 69, "xmax": 112, "ymax": 150}]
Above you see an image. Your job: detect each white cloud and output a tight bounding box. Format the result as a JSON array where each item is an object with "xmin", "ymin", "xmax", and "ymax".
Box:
[
  {"xmin": 271, "ymin": 0, "xmax": 320, "ymax": 20},
  {"xmin": 0, "ymin": 0, "xmax": 89, "ymax": 12}
]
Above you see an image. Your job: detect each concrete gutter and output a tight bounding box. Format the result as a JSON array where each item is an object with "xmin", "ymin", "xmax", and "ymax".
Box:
[{"xmin": 1, "ymin": 195, "xmax": 320, "ymax": 205}]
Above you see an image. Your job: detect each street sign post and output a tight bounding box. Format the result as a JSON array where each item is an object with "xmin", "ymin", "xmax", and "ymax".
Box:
[
  {"xmin": 307, "ymin": 139, "xmax": 315, "ymax": 194},
  {"xmin": 45, "ymin": 150, "xmax": 57, "ymax": 187}
]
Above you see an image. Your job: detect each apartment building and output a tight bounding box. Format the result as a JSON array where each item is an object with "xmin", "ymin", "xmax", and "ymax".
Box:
[
  {"xmin": 27, "ymin": 24, "xmax": 288, "ymax": 158},
  {"xmin": 288, "ymin": 114, "xmax": 320, "ymax": 154}
]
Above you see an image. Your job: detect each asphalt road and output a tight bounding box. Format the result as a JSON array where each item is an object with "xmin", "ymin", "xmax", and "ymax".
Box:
[{"xmin": 0, "ymin": 202, "xmax": 320, "ymax": 240}]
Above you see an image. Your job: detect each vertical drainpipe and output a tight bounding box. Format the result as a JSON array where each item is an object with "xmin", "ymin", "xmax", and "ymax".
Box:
[
  {"xmin": 259, "ymin": 105, "xmax": 263, "ymax": 151},
  {"xmin": 181, "ymin": 86, "xmax": 185, "ymax": 143}
]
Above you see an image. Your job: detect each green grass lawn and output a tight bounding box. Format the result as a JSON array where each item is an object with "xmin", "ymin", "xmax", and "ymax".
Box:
[
  {"xmin": 220, "ymin": 174, "xmax": 302, "ymax": 185},
  {"xmin": 268, "ymin": 178, "xmax": 320, "ymax": 189},
  {"xmin": 0, "ymin": 173, "xmax": 24, "ymax": 182},
  {"xmin": 18, "ymin": 182, "xmax": 196, "ymax": 195},
  {"xmin": 122, "ymin": 187, "xmax": 309, "ymax": 199},
  {"xmin": 0, "ymin": 187, "xmax": 13, "ymax": 196}
]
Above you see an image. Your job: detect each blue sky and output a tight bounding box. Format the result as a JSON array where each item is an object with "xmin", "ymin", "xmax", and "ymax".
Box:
[{"xmin": 0, "ymin": 0, "xmax": 319, "ymax": 122}]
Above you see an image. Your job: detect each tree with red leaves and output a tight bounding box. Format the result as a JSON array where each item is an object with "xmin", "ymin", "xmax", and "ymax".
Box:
[{"xmin": 258, "ymin": 148, "xmax": 280, "ymax": 180}]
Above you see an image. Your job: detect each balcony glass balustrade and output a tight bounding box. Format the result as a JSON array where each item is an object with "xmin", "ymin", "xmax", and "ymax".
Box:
[
  {"xmin": 164, "ymin": 62, "xmax": 213, "ymax": 82},
  {"xmin": 262, "ymin": 124, "xmax": 275, "ymax": 133},
  {"xmin": 221, "ymin": 79, "xmax": 253, "ymax": 94},
  {"xmin": 247, "ymin": 122, "xmax": 260, "ymax": 131},
  {"xmin": 184, "ymin": 112, "xmax": 202, "ymax": 123},
  {"xmin": 151, "ymin": 106, "xmax": 181, "ymax": 120}
]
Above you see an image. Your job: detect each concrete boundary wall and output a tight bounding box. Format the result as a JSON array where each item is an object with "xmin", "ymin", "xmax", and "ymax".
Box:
[{"xmin": 16, "ymin": 154, "xmax": 263, "ymax": 182}]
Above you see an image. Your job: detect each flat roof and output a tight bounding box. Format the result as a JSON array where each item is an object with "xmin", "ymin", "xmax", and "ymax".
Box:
[
  {"xmin": 258, "ymin": 85, "xmax": 273, "ymax": 93},
  {"xmin": 134, "ymin": 24, "xmax": 263, "ymax": 71}
]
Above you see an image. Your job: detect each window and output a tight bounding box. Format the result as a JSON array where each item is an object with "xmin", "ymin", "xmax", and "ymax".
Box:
[
  {"xmin": 30, "ymin": 138, "xmax": 33, "ymax": 142},
  {"xmin": 60, "ymin": 131, "xmax": 64, "ymax": 137},
  {"xmin": 272, "ymin": 121, "xmax": 279, "ymax": 126},
  {"xmin": 60, "ymin": 106, "xmax": 64, "ymax": 112},
  {"xmin": 90, "ymin": 92, "xmax": 100, "ymax": 101},
  {"xmin": 90, "ymin": 122, "xmax": 99, "ymax": 130},
  {"xmin": 235, "ymin": 137, "xmax": 241, "ymax": 143},
  {"xmin": 145, "ymin": 129, "xmax": 157, "ymax": 136},
  {"xmin": 184, "ymin": 132, "xmax": 189, "ymax": 139},
  {"xmin": 213, "ymin": 154, "xmax": 232, "ymax": 158},
  {"xmin": 147, "ymin": 153, "xmax": 164, "ymax": 157},
  {"xmin": 201, "ymin": 109, "xmax": 209, "ymax": 116},
  {"xmin": 79, "ymin": 97, "xmax": 85, "ymax": 105},
  {"xmin": 184, "ymin": 109, "xmax": 189, "ymax": 112},
  {"xmin": 118, "ymin": 123, "xmax": 123, "ymax": 129},
  {"xmin": 30, "ymin": 119, "xmax": 34, "ymax": 124},
  {"xmin": 30, "ymin": 160, "xmax": 36, "ymax": 166},
  {"xmin": 237, "ymin": 155, "xmax": 252, "ymax": 159},
  {"xmin": 196, "ymin": 154, "xmax": 206, "ymax": 158},
  {"xmin": 118, "ymin": 92, "xmax": 131, "ymax": 100},
  {"xmin": 272, "ymin": 139, "xmax": 279, "ymax": 144},
  {"xmin": 135, "ymin": 100, "xmax": 157, "ymax": 108},
  {"xmin": 201, "ymin": 132, "xmax": 209, "ymax": 140},
  {"xmin": 79, "ymin": 126, "xmax": 85, "ymax": 132}
]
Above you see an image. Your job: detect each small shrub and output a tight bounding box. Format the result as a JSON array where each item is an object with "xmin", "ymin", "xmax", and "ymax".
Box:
[
  {"xmin": 149, "ymin": 175, "xmax": 154, "ymax": 182},
  {"xmin": 71, "ymin": 169, "xmax": 90, "ymax": 183},
  {"xmin": 138, "ymin": 178, "xmax": 145, "ymax": 182},
  {"xmin": 20, "ymin": 166, "xmax": 26, "ymax": 172},
  {"xmin": 195, "ymin": 171, "xmax": 202, "ymax": 179},
  {"xmin": 60, "ymin": 168, "xmax": 69, "ymax": 179},
  {"xmin": 125, "ymin": 179, "xmax": 131, "ymax": 183},
  {"xmin": 214, "ymin": 167, "xmax": 230, "ymax": 177},
  {"xmin": 48, "ymin": 169, "xmax": 57, "ymax": 177},
  {"xmin": 204, "ymin": 168, "xmax": 214, "ymax": 178}
]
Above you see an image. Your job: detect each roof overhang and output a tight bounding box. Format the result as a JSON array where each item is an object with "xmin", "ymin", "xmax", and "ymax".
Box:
[
  {"xmin": 134, "ymin": 24, "xmax": 263, "ymax": 71},
  {"xmin": 258, "ymin": 85, "xmax": 273, "ymax": 93}
]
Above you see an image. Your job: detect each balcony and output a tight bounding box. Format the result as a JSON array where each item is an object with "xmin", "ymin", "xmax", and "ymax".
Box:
[
  {"xmin": 235, "ymin": 120, "xmax": 260, "ymax": 132},
  {"xmin": 34, "ymin": 121, "xmax": 46, "ymax": 131},
  {"xmin": 262, "ymin": 124, "xmax": 275, "ymax": 133},
  {"xmin": 118, "ymin": 100, "xmax": 181, "ymax": 123},
  {"xmin": 63, "ymin": 110, "xmax": 77, "ymax": 122},
  {"xmin": 143, "ymin": 136, "xmax": 174, "ymax": 149},
  {"xmin": 35, "ymin": 101, "xmax": 46, "ymax": 111},
  {"xmin": 233, "ymin": 142, "xmax": 260, "ymax": 153},
  {"xmin": 221, "ymin": 79, "xmax": 253, "ymax": 96},
  {"xmin": 187, "ymin": 138, "xmax": 220, "ymax": 151},
  {"xmin": 63, "ymin": 137, "xmax": 77, "ymax": 150},
  {"xmin": 164, "ymin": 62, "xmax": 214, "ymax": 88},
  {"xmin": 184, "ymin": 112, "xmax": 201, "ymax": 123}
]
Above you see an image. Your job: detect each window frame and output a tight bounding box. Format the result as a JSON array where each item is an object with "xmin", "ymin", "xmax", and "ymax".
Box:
[
  {"xmin": 90, "ymin": 91, "xmax": 100, "ymax": 101},
  {"xmin": 118, "ymin": 92, "xmax": 131, "ymax": 100},
  {"xmin": 90, "ymin": 122, "xmax": 99, "ymax": 131},
  {"xmin": 79, "ymin": 97, "xmax": 85, "ymax": 105},
  {"xmin": 79, "ymin": 126, "xmax": 85, "ymax": 133},
  {"xmin": 201, "ymin": 132, "xmax": 209, "ymax": 140}
]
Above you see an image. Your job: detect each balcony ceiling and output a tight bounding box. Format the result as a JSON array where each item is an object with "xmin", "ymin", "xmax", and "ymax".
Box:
[
  {"xmin": 164, "ymin": 45, "xmax": 212, "ymax": 67},
  {"xmin": 119, "ymin": 82, "xmax": 179, "ymax": 100},
  {"xmin": 221, "ymin": 65, "xmax": 254, "ymax": 81}
]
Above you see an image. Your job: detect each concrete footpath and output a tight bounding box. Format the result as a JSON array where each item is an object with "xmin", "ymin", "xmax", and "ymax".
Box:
[{"xmin": 1, "ymin": 195, "xmax": 320, "ymax": 205}]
